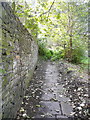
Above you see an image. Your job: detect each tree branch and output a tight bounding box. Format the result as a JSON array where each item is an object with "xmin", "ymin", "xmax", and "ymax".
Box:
[{"xmin": 39, "ymin": 0, "xmax": 55, "ymax": 17}]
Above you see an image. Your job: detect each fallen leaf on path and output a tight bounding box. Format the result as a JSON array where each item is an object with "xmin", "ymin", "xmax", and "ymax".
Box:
[
  {"xmin": 36, "ymin": 105, "xmax": 41, "ymax": 107},
  {"xmin": 20, "ymin": 107, "xmax": 25, "ymax": 112},
  {"xmin": 22, "ymin": 113, "xmax": 27, "ymax": 117},
  {"xmin": 41, "ymin": 115, "xmax": 45, "ymax": 117},
  {"xmin": 55, "ymin": 109, "xmax": 60, "ymax": 113},
  {"xmin": 59, "ymin": 95, "xmax": 63, "ymax": 97},
  {"xmin": 51, "ymin": 98, "xmax": 58, "ymax": 102}
]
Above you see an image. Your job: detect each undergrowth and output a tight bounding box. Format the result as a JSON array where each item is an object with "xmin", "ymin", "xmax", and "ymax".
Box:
[
  {"xmin": 38, "ymin": 40, "xmax": 64, "ymax": 61},
  {"xmin": 38, "ymin": 40, "xmax": 88, "ymax": 70}
]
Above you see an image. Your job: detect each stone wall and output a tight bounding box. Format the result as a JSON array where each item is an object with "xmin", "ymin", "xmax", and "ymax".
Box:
[{"xmin": 0, "ymin": 2, "xmax": 38, "ymax": 118}]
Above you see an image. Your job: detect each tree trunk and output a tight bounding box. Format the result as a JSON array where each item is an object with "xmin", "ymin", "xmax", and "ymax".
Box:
[
  {"xmin": 69, "ymin": 34, "xmax": 72, "ymax": 62},
  {"xmin": 67, "ymin": 2, "xmax": 73, "ymax": 62}
]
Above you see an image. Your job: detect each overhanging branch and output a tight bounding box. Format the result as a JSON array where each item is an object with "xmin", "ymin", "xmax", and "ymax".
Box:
[{"xmin": 39, "ymin": 0, "xmax": 55, "ymax": 17}]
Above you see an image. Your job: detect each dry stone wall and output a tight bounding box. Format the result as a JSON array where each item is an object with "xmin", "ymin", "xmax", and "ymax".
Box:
[{"xmin": 0, "ymin": 2, "xmax": 38, "ymax": 118}]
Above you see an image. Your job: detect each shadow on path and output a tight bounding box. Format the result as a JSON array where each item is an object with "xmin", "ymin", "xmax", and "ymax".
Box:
[{"xmin": 16, "ymin": 60, "xmax": 74, "ymax": 119}]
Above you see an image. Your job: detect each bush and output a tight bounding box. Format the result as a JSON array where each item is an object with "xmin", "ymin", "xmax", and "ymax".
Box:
[
  {"xmin": 81, "ymin": 57, "xmax": 89, "ymax": 65},
  {"xmin": 38, "ymin": 40, "xmax": 63, "ymax": 61},
  {"xmin": 45, "ymin": 50, "xmax": 52, "ymax": 59},
  {"xmin": 51, "ymin": 50, "xmax": 63, "ymax": 61},
  {"xmin": 38, "ymin": 40, "xmax": 53, "ymax": 60},
  {"xmin": 71, "ymin": 47, "xmax": 85, "ymax": 64}
]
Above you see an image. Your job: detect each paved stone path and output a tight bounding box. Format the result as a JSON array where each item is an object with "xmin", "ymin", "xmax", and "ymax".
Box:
[{"xmin": 17, "ymin": 60, "xmax": 73, "ymax": 119}]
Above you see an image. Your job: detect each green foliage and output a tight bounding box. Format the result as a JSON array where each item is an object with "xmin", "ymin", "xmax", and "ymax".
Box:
[
  {"xmin": 2, "ymin": 79, "xmax": 8, "ymax": 88},
  {"xmin": 79, "ymin": 57, "xmax": 89, "ymax": 71},
  {"xmin": 71, "ymin": 46, "xmax": 86, "ymax": 64},
  {"xmin": 51, "ymin": 54, "xmax": 60, "ymax": 61},
  {"xmin": 38, "ymin": 40, "xmax": 52, "ymax": 60},
  {"xmin": 51, "ymin": 50, "xmax": 62, "ymax": 61},
  {"xmin": 81, "ymin": 57, "xmax": 89, "ymax": 65},
  {"xmin": 38, "ymin": 40, "xmax": 64, "ymax": 61},
  {"xmin": 25, "ymin": 17, "xmax": 39, "ymax": 37},
  {"xmin": 0, "ymin": 68, "xmax": 6, "ymax": 74},
  {"xmin": 15, "ymin": 3, "xmax": 39, "ymax": 38},
  {"xmin": 14, "ymin": 0, "xmax": 88, "ymax": 66}
]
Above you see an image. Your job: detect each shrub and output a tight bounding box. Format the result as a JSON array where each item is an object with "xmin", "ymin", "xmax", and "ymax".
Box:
[
  {"xmin": 71, "ymin": 46, "xmax": 85, "ymax": 64},
  {"xmin": 51, "ymin": 50, "xmax": 62, "ymax": 61},
  {"xmin": 38, "ymin": 40, "xmax": 53, "ymax": 60}
]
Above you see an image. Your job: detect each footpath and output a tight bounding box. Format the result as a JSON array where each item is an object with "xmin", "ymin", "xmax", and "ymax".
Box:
[{"xmin": 16, "ymin": 60, "xmax": 88, "ymax": 120}]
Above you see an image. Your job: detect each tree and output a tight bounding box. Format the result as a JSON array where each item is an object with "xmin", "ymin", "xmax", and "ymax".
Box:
[{"xmin": 14, "ymin": 0, "xmax": 88, "ymax": 63}]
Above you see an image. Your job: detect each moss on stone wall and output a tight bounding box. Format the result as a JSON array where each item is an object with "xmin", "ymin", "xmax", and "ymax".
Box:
[{"xmin": 0, "ymin": 2, "xmax": 38, "ymax": 118}]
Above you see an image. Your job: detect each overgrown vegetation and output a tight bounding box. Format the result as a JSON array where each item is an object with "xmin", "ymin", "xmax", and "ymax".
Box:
[
  {"xmin": 38, "ymin": 39, "xmax": 64, "ymax": 61},
  {"xmin": 13, "ymin": 0, "xmax": 88, "ymax": 67}
]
